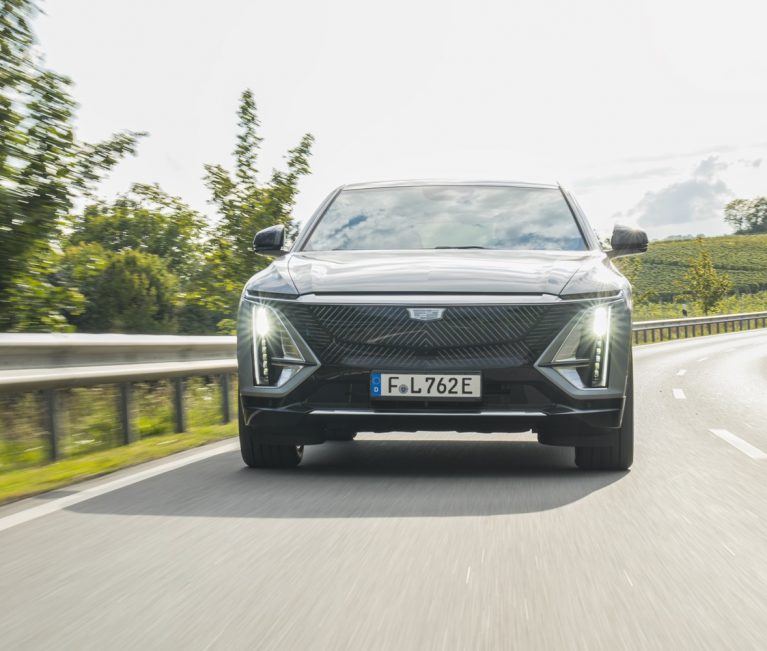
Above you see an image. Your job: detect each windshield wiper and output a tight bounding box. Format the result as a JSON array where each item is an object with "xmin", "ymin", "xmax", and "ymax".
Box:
[{"xmin": 434, "ymin": 245, "xmax": 488, "ymax": 249}]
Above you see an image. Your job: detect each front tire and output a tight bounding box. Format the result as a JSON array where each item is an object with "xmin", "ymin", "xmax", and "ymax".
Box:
[
  {"xmin": 239, "ymin": 405, "xmax": 304, "ymax": 468},
  {"xmin": 575, "ymin": 365, "xmax": 634, "ymax": 471}
]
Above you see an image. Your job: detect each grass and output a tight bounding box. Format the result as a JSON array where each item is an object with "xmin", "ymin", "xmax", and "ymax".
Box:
[
  {"xmin": 0, "ymin": 375, "xmax": 239, "ymax": 505},
  {"xmin": 0, "ymin": 422, "xmax": 236, "ymax": 505},
  {"xmin": 634, "ymin": 289, "xmax": 767, "ymax": 321},
  {"xmin": 0, "ymin": 377, "xmax": 234, "ymax": 472}
]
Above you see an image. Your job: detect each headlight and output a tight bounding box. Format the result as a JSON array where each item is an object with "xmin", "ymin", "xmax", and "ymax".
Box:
[
  {"xmin": 546, "ymin": 304, "xmax": 612, "ymax": 388},
  {"xmin": 252, "ymin": 305, "xmax": 305, "ymax": 386}
]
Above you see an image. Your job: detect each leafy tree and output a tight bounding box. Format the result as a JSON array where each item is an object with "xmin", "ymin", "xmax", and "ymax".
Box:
[
  {"xmin": 63, "ymin": 245, "xmax": 178, "ymax": 333},
  {"xmin": 677, "ymin": 238, "xmax": 732, "ymax": 315},
  {"xmin": 614, "ymin": 256, "xmax": 655, "ymax": 306},
  {"xmin": 69, "ymin": 184, "xmax": 205, "ymax": 281},
  {"xmin": 1, "ymin": 246, "xmax": 86, "ymax": 332},
  {"xmin": 724, "ymin": 197, "xmax": 767, "ymax": 234},
  {"xmin": 201, "ymin": 89, "xmax": 314, "ymax": 332},
  {"xmin": 0, "ymin": 0, "xmax": 143, "ymax": 330}
]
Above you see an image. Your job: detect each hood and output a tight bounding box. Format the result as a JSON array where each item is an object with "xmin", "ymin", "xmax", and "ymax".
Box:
[{"xmin": 285, "ymin": 250, "xmax": 613, "ymax": 296}]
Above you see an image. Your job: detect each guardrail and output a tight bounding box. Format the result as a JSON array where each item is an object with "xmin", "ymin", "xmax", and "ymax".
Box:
[
  {"xmin": 0, "ymin": 334, "xmax": 236, "ymax": 461},
  {"xmin": 632, "ymin": 311, "xmax": 767, "ymax": 344},
  {"xmin": 1, "ymin": 311, "xmax": 766, "ymax": 464}
]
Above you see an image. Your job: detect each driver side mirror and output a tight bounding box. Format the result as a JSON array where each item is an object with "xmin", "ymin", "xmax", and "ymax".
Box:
[
  {"xmin": 253, "ymin": 224, "xmax": 286, "ymax": 256},
  {"xmin": 608, "ymin": 225, "xmax": 648, "ymax": 258}
]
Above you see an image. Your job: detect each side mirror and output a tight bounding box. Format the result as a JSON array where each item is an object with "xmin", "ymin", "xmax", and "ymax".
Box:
[
  {"xmin": 608, "ymin": 225, "xmax": 648, "ymax": 258},
  {"xmin": 253, "ymin": 224, "xmax": 286, "ymax": 256}
]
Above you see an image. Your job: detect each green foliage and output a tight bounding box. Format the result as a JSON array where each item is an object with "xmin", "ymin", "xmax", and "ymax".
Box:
[
  {"xmin": 1, "ymin": 6, "xmax": 314, "ymax": 335},
  {"xmin": 626, "ymin": 234, "xmax": 767, "ymax": 300},
  {"xmin": 69, "ymin": 184, "xmax": 205, "ymax": 280},
  {"xmin": 201, "ymin": 89, "xmax": 314, "ymax": 332},
  {"xmin": 676, "ymin": 238, "xmax": 732, "ymax": 315},
  {"xmin": 63, "ymin": 246, "xmax": 179, "ymax": 333},
  {"xmin": 634, "ymin": 290, "xmax": 767, "ymax": 321},
  {"xmin": 0, "ymin": 0, "xmax": 143, "ymax": 330},
  {"xmin": 613, "ymin": 256, "xmax": 655, "ymax": 306},
  {"xmin": 724, "ymin": 197, "xmax": 767, "ymax": 234},
  {"xmin": 1, "ymin": 244, "xmax": 85, "ymax": 332}
]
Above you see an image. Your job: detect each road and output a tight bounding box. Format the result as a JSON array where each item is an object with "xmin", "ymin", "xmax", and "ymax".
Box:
[{"xmin": 1, "ymin": 329, "xmax": 766, "ymax": 650}]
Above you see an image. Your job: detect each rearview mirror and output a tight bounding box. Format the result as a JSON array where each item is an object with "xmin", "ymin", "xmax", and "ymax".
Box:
[
  {"xmin": 608, "ymin": 225, "xmax": 648, "ymax": 258},
  {"xmin": 253, "ymin": 224, "xmax": 286, "ymax": 256}
]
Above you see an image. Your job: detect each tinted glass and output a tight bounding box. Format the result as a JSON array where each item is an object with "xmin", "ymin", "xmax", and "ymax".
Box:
[{"xmin": 303, "ymin": 185, "xmax": 586, "ymax": 251}]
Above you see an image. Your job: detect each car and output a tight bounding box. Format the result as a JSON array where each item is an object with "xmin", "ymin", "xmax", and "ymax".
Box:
[{"xmin": 236, "ymin": 180, "xmax": 648, "ymax": 470}]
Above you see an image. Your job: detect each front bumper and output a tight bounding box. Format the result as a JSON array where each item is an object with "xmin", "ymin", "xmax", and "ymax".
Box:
[{"xmin": 239, "ymin": 366, "xmax": 626, "ymax": 445}]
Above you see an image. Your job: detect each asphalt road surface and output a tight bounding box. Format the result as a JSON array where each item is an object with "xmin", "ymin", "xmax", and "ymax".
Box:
[{"xmin": 1, "ymin": 329, "xmax": 767, "ymax": 650}]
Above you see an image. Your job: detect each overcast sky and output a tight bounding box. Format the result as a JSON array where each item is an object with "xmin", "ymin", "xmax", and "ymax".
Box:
[{"xmin": 36, "ymin": 0, "xmax": 767, "ymax": 240}]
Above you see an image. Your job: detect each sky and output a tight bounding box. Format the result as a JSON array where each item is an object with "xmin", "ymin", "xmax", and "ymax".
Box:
[{"xmin": 35, "ymin": 0, "xmax": 767, "ymax": 240}]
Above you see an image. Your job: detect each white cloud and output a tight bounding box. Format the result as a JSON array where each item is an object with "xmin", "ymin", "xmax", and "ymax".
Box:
[{"xmin": 619, "ymin": 156, "xmax": 733, "ymax": 235}]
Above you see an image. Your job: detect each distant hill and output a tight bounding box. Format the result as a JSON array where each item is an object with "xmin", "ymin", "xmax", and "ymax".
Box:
[{"xmin": 625, "ymin": 233, "xmax": 767, "ymax": 301}]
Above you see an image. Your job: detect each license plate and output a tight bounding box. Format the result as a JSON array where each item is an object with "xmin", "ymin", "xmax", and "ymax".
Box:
[{"xmin": 370, "ymin": 372, "xmax": 481, "ymax": 400}]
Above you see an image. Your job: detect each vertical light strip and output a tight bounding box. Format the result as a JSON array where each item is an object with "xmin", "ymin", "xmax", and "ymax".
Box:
[{"xmin": 252, "ymin": 306, "xmax": 262, "ymax": 385}]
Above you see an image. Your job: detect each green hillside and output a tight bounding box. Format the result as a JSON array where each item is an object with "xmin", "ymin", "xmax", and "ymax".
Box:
[{"xmin": 625, "ymin": 233, "xmax": 767, "ymax": 300}]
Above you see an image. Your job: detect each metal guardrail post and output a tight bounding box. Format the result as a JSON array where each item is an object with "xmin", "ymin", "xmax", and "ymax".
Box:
[
  {"xmin": 220, "ymin": 374, "xmax": 231, "ymax": 424},
  {"xmin": 118, "ymin": 382, "xmax": 135, "ymax": 444},
  {"xmin": 43, "ymin": 388, "xmax": 61, "ymax": 461},
  {"xmin": 173, "ymin": 377, "xmax": 186, "ymax": 433}
]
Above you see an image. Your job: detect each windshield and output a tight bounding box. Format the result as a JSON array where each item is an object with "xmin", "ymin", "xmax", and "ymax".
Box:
[{"xmin": 302, "ymin": 185, "xmax": 587, "ymax": 251}]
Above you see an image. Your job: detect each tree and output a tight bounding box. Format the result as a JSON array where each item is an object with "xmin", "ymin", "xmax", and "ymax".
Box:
[
  {"xmin": 724, "ymin": 197, "xmax": 767, "ymax": 234},
  {"xmin": 62, "ymin": 245, "xmax": 178, "ymax": 333},
  {"xmin": 65, "ymin": 185, "xmax": 214, "ymax": 333},
  {"xmin": 0, "ymin": 0, "xmax": 143, "ymax": 330},
  {"xmin": 677, "ymin": 238, "xmax": 732, "ymax": 315},
  {"xmin": 201, "ymin": 89, "xmax": 314, "ymax": 332},
  {"xmin": 614, "ymin": 256, "xmax": 655, "ymax": 306},
  {"xmin": 69, "ymin": 184, "xmax": 205, "ymax": 282}
]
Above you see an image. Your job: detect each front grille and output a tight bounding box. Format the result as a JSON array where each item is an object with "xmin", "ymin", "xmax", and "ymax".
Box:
[{"xmin": 270, "ymin": 301, "xmax": 589, "ymax": 370}]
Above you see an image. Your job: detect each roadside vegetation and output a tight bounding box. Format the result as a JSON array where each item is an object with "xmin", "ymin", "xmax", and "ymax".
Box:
[
  {"xmin": 0, "ymin": 1, "xmax": 314, "ymax": 336},
  {"xmin": 0, "ymin": 377, "xmax": 237, "ymax": 503},
  {"xmin": 0, "ymin": 423, "xmax": 234, "ymax": 505},
  {"xmin": 616, "ymin": 234, "xmax": 767, "ymax": 320}
]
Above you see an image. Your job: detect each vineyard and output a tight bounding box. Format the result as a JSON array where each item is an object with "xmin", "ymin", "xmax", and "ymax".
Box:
[
  {"xmin": 612, "ymin": 233, "xmax": 767, "ymax": 319},
  {"xmin": 618, "ymin": 233, "xmax": 767, "ymax": 301}
]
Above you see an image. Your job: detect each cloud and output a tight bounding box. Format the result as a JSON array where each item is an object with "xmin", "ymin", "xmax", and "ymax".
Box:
[
  {"xmin": 621, "ymin": 156, "xmax": 733, "ymax": 229},
  {"xmin": 693, "ymin": 155, "xmax": 728, "ymax": 179},
  {"xmin": 574, "ymin": 166, "xmax": 675, "ymax": 191},
  {"xmin": 617, "ymin": 142, "xmax": 767, "ymax": 165}
]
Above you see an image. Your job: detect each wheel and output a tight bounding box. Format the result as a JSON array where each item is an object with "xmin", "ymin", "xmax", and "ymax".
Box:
[
  {"xmin": 239, "ymin": 405, "xmax": 304, "ymax": 468},
  {"xmin": 574, "ymin": 363, "xmax": 634, "ymax": 471}
]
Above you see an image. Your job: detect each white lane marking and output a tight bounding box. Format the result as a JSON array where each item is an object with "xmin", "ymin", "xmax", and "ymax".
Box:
[
  {"xmin": 466, "ymin": 567, "xmax": 471, "ymax": 584},
  {"xmin": 623, "ymin": 570, "xmax": 634, "ymax": 588},
  {"xmin": 709, "ymin": 429, "xmax": 767, "ymax": 460},
  {"xmin": 524, "ymin": 599, "xmax": 530, "ymax": 620},
  {"xmin": 0, "ymin": 441, "xmax": 238, "ymax": 534},
  {"xmin": 677, "ymin": 369, "xmax": 687, "ymax": 376},
  {"xmin": 722, "ymin": 544, "xmax": 736, "ymax": 557},
  {"xmin": 697, "ymin": 356, "xmax": 709, "ymax": 362},
  {"xmin": 673, "ymin": 388, "xmax": 686, "ymax": 400}
]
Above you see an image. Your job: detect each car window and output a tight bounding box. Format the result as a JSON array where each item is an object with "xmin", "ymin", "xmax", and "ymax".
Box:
[{"xmin": 302, "ymin": 185, "xmax": 587, "ymax": 251}]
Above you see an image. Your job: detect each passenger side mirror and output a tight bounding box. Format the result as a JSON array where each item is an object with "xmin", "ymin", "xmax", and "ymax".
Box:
[
  {"xmin": 254, "ymin": 224, "xmax": 286, "ymax": 256},
  {"xmin": 608, "ymin": 225, "xmax": 648, "ymax": 258}
]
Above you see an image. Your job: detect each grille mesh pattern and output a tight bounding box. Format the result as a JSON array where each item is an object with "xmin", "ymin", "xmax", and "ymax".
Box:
[{"xmin": 272, "ymin": 301, "xmax": 587, "ymax": 370}]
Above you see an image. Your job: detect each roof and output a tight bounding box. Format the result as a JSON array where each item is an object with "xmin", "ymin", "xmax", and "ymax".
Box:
[{"xmin": 341, "ymin": 179, "xmax": 561, "ymax": 191}]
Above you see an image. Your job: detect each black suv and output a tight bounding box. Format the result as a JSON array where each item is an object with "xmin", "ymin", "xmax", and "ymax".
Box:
[{"xmin": 236, "ymin": 181, "xmax": 647, "ymax": 470}]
